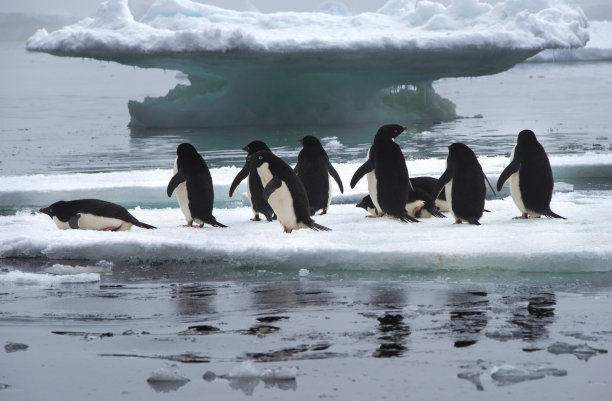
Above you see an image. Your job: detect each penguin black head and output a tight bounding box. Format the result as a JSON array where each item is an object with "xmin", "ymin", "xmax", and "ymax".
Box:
[
  {"xmin": 298, "ymin": 135, "xmax": 323, "ymax": 147},
  {"xmin": 448, "ymin": 143, "xmax": 478, "ymax": 164},
  {"xmin": 243, "ymin": 140, "xmax": 270, "ymax": 155},
  {"xmin": 246, "ymin": 150, "xmax": 275, "ymax": 167},
  {"xmin": 356, "ymin": 195, "xmax": 375, "ymax": 211},
  {"xmin": 40, "ymin": 201, "xmax": 68, "ymax": 220},
  {"xmin": 176, "ymin": 143, "xmax": 206, "ymax": 170},
  {"xmin": 374, "ymin": 124, "xmax": 407, "ymax": 142},
  {"xmin": 517, "ymin": 129, "xmax": 538, "ymax": 146}
]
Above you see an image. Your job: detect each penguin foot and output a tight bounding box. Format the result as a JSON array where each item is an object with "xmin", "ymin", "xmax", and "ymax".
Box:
[
  {"xmin": 366, "ymin": 213, "xmax": 384, "ymax": 219},
  {"xmin": 103, "ymin": 226, "xmax": 121, "ymax": 231},
  {"xmin": 318, "ymin": 209, "xmax": 327, "ymax": 216},
  {"xmin": 283, "ymin": 227, "xmax": 293, "ymax": 234},
  {"xmin": 454, "ymin": 219, "xmax": 462, "ymax": 224},
  {"xmin": 412, "ymin": 206, "xmax": 422, "ymax": 218},
  {"xmin": 513, "ymin": 213, "xmax": 529, "ymax": 219},
  {"xmin": 251, "ymin": 215, "xmax": 261, "ymax": 221}
]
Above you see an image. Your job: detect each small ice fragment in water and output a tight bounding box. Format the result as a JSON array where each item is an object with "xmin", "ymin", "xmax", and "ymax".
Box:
[
  {"xmin": 5, "ymin": 342, "xmax": 28, "ymax": 353},
  {"xmin": 299, "ymin": 268, "xmax": 310, "ymax": 277},
  {"xmin": 0, "ymin": 383, "xmax": 10, "ymax": 390},
  {"xmin": 547, "ymin": 341, "xmax": 608, "ymax": 361},
  {"xmin": 457, "ymin": 372, "xmax": 484, "ymax": 391},
  {"xmin": 228, "ymin": 361, "xmax": 260, "ymax": 379},
  {"xmin": 491, "ymin": 365, "xmax": 545, "ymax": 385},
  {"xmin": 147, "ymin": 367, "xmax": 190, "ymax": 393}
]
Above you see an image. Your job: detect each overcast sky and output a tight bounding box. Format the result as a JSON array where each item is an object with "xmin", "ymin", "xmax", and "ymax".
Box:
[{"xmin": 0, "ymin": 0, "xmax": 609, "ymax": 20}]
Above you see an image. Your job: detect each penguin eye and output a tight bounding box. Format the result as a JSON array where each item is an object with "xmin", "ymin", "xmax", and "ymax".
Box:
[{"xmin": 258, "ymin": 156, "xmax": 263, "ymax": 160}]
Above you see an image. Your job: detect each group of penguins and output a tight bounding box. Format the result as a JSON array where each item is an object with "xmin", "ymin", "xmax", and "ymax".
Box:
[{"xmin": 39, "ymin": 124, "xmax": 565, "ymax": 233}]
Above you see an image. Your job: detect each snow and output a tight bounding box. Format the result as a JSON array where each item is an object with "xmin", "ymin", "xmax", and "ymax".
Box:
[
  {"xmin": 0, "ymin": 271, "xmax": 101, "ymax": 285},
  {"xmin": 528, "ymin": 21, "xmax": 612, "ymax": 62},
  {"xmin": 26, "ymin": 0, "xmax": 588, "ymax": 54},
  {"xmin": 1, "ymin": 189, "xmax": 610, "ymax": 272}
]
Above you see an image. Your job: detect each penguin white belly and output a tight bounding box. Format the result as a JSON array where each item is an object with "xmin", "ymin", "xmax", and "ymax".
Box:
[
  {"xmin": 247, "ymin": 176, "xmax": 255, "ymax": 215},
  {"xmin": 367, "ymin": 172, "xmax": 381, "ymax": 213},
  {"xmin": 257, "ymin": 163, "xmax": 304, "ymax": 230},
  {"xmin": 405, "ymin": 200, "xmax": 426, "ymax": 218},
  {"xmin": 445, "ymin": 180, "xmax": 456, "ymax": 220},
  {"xmin": 173, "ymin": 159, "xmax": 192, "ymax": 222},
  {"xmin": 435, "ymin": 199, "xmax": 449, "ymax": 212},
  {"xmin": 54, "ymin": 215, "xmax": 130, "ymax": 231},
  {"xmin": 509, "ymin": 172, "xmax": 528, "ymax": 214},
  {"xmin": 326, "ymin": 174, "xmax": 333, "ymax": 210}
]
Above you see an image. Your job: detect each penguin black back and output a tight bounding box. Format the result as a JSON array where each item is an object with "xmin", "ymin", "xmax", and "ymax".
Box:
[
  {"xmin": 351, "ymin": 124, "xmax": 418, "ymax": 223},
  {"xmin": 167, "ymin": 143, "xmax": 226, "ymax": 227},
  {"xmin": 433, "ymin": 143, "xmax": 487, "ymax": 225},
  {"xmin": 497, "ymin": 130, "xmax": 565, "ymax": 219},
  {"xmin": 294, "ymin": 135, "xmax": 344, "ymax": 216},
  {"xmin": 229, "ymin": 140, "xmax": 275, "ymax": 221}
]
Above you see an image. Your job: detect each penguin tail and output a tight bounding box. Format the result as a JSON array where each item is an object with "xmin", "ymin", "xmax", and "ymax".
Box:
[
  {"xmin": 424, "ymin": 202, "xmax": 446, "ymax": 218},
  {"xmin": 545, "ymin": 210, "xmax": 566, "ymax": 219},
  {"xmin": 204, "ymin": 216, "xmax": 228, "ymax": 228},
  {"xmin": 310, "ymin": 222, "xmax": 331, "ymax": 232},
  {"xmin": 468, "ymin": 219, "xmax": 481, "ymax": 226},
  {"xmin": 135, "ymin": 221, "xmax": 157, "ymax": 230},
  {"xmin": 399, "ymin": 213, "xmax": 420, "ymax": 223}
]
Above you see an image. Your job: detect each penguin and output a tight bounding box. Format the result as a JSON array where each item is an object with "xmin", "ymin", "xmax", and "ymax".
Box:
[
  {"xmin": 432, "ymin": 143, "xmax": 495, "ymax": 225},
  {"xmin": 355, "ymin": 184, "xmax": 444, "ymax": 219},
  {"xmin": 410, "ymin": 176, "xmax": 449, "ymax": 212},
  {"xmin": 294, "ymin": 135, "xmax": 344, "ymax": 216},
  {"xmin": 247, "ymin": 150, "xmax": 331, "ymax": 233},
  {"xmin": 167, "ymin": 143, "xmax": 227, "ymax": 228},
  {"xmin": 350, "ymin": 124, "xmax": 419, "ymax": 223},
  {"xmin": 497, "ymin": 129, "xmax": 565, "ymax": 219},
  {"xmin": 229, "ymin": 140, "xmax": 275, "ymax": 222},
  {"xmin": 39, "ymin": 199, "xmax": 156, "ymax": 231}
]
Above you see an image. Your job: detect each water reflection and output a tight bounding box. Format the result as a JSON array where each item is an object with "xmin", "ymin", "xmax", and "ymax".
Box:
[
  {"xmin": 448, "ymin": 291, "xmax": 489, "ymax": 348},
  {"xmin": 509, "ymin": 289, "xmax": 556, "ymax": 341},
  {"xmin": 170, "ymin": 283, "xmax": 217, "ymax": 316}
]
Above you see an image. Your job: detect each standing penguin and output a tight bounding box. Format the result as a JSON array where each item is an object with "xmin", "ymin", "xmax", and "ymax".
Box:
[
  {"xmin": 229, "ymin": 140, "xmax": 275, "ymax": 222},
  {"xmin": 40, "ymin": 199, "xmax": 156, "ymax": 231},
  {"xmin": 350, "ymin": 124, "xmax": 419, "ymax": 223},
  {"xmin": 294, "ymin": 136, "xmax": 344, "ymax": 216},
  {"xmin": 167, "ymin": 143, "xmax": 227, "ymax": 228},
  {"xmin": 247, "ymin": 150, "xmax": 330, "ymax": 233},
  {"xmin": 497, "ymin": 130, "xmax": 565, "ymax": 219},
  {"xmin": 432, "ymin": 143, "xmax": 494, "ymax": 225}
]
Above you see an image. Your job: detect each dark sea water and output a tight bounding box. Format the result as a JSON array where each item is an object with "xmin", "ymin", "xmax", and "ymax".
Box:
[{"xmin": 1, "ymin": 42, "xmax": 611, "ymax": 400}]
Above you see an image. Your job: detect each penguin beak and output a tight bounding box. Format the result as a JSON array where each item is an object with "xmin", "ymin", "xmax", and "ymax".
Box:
[
  {"xmin": 242, "ymin": 145, "xmax": 249, "ymax": 152},
  {"xmin": 298, "ymin": 138, "xmax": 304, "ymax": 144},
  {"xmin": 246, "ymin": 155, "xmax": 252, "ymax": 161},
  {"xmin": 39, "ymin": 207, "xmax": 51, "ymax": 216}
]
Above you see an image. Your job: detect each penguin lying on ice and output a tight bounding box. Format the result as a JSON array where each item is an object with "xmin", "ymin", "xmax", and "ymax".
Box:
[{"xmin": 40, "ymin": 199, "xmax": 156, "ymax": 231}]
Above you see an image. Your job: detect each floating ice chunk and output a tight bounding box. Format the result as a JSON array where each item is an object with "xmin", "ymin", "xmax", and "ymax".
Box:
[
  {"xmin": 491, "ymin": 364, "xmax": 566, "ymax": 386},
  {"xmin": 147, "ymin": 367, "xmax": 190, "ymax": 393},
  {"xmin": 228, "ymin": 361, "xmax": 298, "ymax": 380},
  {"xmin": 547, "ymin": 341, "xmax": 608, "ymax": 361},
  {"xmin": 147, "ymin": 367, "xmax": 190, "ymax": 383},
  {"xmin": 0, "ymin": 271, "xmax": 100, "ymax": 286},
  {"xmin": 299, "ymin": 269, "xmax": 310, "ymax": 277},
  {"xmin": 45, "ymin": 263, "xmax": 112, "ymax": 275}
]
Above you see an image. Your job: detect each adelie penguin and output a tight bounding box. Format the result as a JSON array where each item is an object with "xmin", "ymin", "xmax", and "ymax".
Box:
[
  {"xmin": 350, "ymin": 124, "xmax": 419, "ymax": 223},
  {"xmin": 432, "ymin": 143, "xmax": 495, "ymax": 225},
  {"xmin": 229, "ymin": 140, "xmax": 276, "ymax": 222},
  {"xmin": 167, "ymin": 143, "xmax": 227, "ymax": 228},
  {"xmin": 294, "ymin": 135, "xmax": 344, "ymax": 216},
  {"xmin": 497, "ymin": 129, "xmax": 565, "ymax": 219},
  {"xmin": 247, "ymin": 150, "xmax": 331, "ymax": 233},
  {"xmin": 40, "ymin": 199, "xmax": 156, "ymax": 231}
]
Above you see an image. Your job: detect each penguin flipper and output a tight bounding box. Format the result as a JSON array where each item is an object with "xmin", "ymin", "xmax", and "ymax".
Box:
[
  {"xmin": 496, "ymin": 159, "xmax": 519, "ymax": 191},
  {"xmin": 432, "ymin": 168, "xmax": 452, "ymax": 200},
  {"xmin": 327, "ymin": 161, "xmax": 344, "ymax": 193},
  {"xmin": 167, "ymin": 171, "xmax": 186, "ymax": 197},
  {"xmin": 262, "ymin": 176, "xmax": 282, "ymax": 202},
  {"xmin": 69, "ymin": 214, "xmax": 80, "ymax": 229},
  {"xmin": 350, "ymin": 160, "xmax": 374, "ymax": 189},
  {"xmin": 229, "ymin": 163, "xmax": 250, "ymax": 197}
]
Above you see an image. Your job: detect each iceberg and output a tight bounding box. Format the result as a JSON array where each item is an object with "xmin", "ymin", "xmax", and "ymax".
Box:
[{"xmin": 25, "ymin": 0, "xmax": 589, "ymax": 128}]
